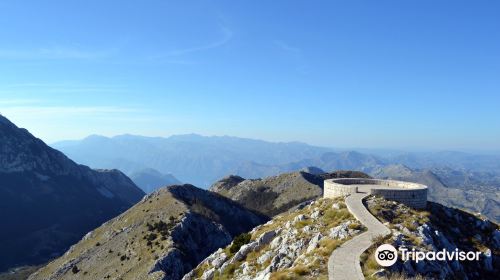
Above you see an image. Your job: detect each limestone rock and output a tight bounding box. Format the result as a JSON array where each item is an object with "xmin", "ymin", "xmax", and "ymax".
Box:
[
  {"xmin": 293, "ymin": 214, "xmax": 307, "ymax": 223},
  {"xmin": 200, "ymin": 268, "xmax": 215, "ymax": 280},
  {"xmin": 306, "ymin": 233, "xmax": 323, "ymax": 253},
  {"xmin": 329, "ymin": 221, "xmax": 351, "ymax": 240}
]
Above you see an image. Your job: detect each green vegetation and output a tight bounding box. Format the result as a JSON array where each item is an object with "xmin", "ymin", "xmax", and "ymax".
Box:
[
  {"xmin": 229, "ymin": 233, "xmax": 252, "ymax": 254},
  {"xmin": 143, "ymin": 233, "xmax": 157, "ymax": 242},
  {"xmin": 146, "ymin": 219, "xmax": 176, "ymax": 237}
]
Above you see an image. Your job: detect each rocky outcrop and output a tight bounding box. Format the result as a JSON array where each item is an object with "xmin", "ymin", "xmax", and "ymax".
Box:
[
  {"xmin": 0, "ymin": 114, "xmax": 145, "ymax": 272},
  {"xmin": 364, "ymin": 196, "xmax": 500, "ymax": 279},
  {"xmin": 184, "ymin": 198, "xmax": 363, "ymax": 279}
]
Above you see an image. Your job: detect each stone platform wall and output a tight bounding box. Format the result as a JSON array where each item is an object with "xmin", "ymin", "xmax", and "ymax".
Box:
[{"xmin": 323, "ymin": 178, "xmax": 428, "ymax": 209}]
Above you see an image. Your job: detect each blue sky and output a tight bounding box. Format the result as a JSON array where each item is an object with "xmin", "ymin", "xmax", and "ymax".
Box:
[{"xmin": 0, "ymin": 0, "xmax": 499, "ymax": 150}]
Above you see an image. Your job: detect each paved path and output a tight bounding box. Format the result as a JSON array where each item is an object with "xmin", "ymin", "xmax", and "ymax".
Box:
[{"xmin": 328, "ymin": 185, "xmax": 391, "ymax": 280}]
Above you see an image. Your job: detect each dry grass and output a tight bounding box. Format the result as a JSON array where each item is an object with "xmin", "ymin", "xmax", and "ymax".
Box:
[
  {"xmin": 291, "ymin": 265, "xmax": 309, "ymax": 276},
  {"xmin": 317, "ymin": 239, "xmax": 342, "ymax": 257},
  {"xmin": 348, "ymin": 222, "xmax": 363, "ymax": 230},
  {"xmin": 323, "ymin": 208, "xmax": 350, "ymax": 226},
  {"xmin": 270, "ymin": 271, "xmax": 299, "ymax": 280},
  {"xmin": 294, "ymin": 219, "xmax": 313, "ymax": 229}
]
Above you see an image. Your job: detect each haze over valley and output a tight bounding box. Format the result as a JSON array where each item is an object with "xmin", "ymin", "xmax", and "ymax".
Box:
[{"xmin": 51, "ymin": 133, "xmax": 500, "ymax": 223}]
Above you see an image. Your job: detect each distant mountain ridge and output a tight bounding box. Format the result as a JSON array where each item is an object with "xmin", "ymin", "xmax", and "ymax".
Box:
[
  {"xmin": 373, "ymin": 164, "xmax": 500, "ymax": 223},
  {"xmin": 52, "ymin": 134, "xmax": 333, "ymax": 187},
  {"xmin": 0, "ymin": 115, "xmax": 145, "ymax": 272},
  {"xmin": 52, "ymin": 133, "xmax": 500, "ymax": 222}
]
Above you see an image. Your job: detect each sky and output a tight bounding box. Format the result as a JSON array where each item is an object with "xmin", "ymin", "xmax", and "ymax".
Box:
[{"xmin": 0, "ymin": 0, "xmax": 499, "ymax": 151}]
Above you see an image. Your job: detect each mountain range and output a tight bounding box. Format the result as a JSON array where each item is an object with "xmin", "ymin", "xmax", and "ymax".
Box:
[
  {"xmin": 53, "ymin": 134, "xmax": 500, "ymax": 222},
  {"xmin": 52, "ymin": 134, "xmax": 332, "ymax": 187},
  {"xmin": 373, "ymin": 164, "xmax": 500, "ymax": 223},
  {"xmin": 53, "ymin": 135, "xmax": 500, "ymax": 186},
  {"xmin": 1, "ymin": 114, "xmax": 498, "ymax": 279},
  {"xmin": 0, "ymin": 114, "xmax": 378, "ymax": 278}
]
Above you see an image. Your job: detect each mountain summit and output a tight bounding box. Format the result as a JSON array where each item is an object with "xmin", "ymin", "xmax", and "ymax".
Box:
[{"xmin": 0, "ymin": 115, "xmax": 145, "ymax": 272}]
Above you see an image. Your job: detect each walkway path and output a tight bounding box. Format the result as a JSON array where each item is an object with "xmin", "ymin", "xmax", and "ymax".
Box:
[{"xmin": 328, "ymin": 185, "xmax": 391, "ymax": 280}]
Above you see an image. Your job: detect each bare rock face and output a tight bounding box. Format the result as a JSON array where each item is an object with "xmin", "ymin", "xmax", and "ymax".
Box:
[{"xmin": 0, "ymin": 114, "xmax": 145, "ymax": 272}]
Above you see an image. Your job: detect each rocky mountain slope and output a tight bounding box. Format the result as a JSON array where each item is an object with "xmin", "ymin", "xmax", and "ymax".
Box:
[
  {"xmin": 186, "ymin": 195, "xmax": 499, "ymax": 280},
  {"xmin": 373, "ymin": 164, "xmax": 500, "ymax": 223},
  {"xmin": 130, "ymin": 168, "xmax": 181, "ymax": 193},
  {"xmin": 210, "ymin": 170, "xmax": 370, "ymax": 216},
  {"xmin": 0, "ymin": 115, "xmax": 145, "ymax": 272},
  {"xmin": 29, "ymin": 184, "xmax": 267, "ymax": 280},
  {"xmin": 362, "ymin": 196, "xmax": 500, "ymax": 279},
  {"xmin": 184, "ymin": 197, "xmax": 364, "ymax": 280}
]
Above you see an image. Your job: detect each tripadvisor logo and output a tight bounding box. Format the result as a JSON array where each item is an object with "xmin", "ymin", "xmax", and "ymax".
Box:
[
  {"xmin": 375, "ymin": 244, "xmax": 398, "ymax": 267},
  {"xmin": 374, "ymin": 244, "xmax": 482, "ymax": 267}
]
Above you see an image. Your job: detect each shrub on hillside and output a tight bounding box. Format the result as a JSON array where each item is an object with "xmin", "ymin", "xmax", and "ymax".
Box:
[{"xmin": 229, "ymin": 232, "xmax": 252, "ymax": 254}]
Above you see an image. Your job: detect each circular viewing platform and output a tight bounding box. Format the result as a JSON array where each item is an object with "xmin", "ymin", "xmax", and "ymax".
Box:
[{"xmin": 323, "ymin": 178, "xmax": 428, "ymax": 209}]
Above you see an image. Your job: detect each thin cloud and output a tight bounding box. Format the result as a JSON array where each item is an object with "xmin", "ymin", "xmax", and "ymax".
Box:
[
  {"xmin": 273, "ymin": 40, "xmax": 308, "ymax": 74},
  {"xmin": 1, "ymin": 106, "xmax": 139, "ymax": 117},
  {"xmin": 273, "ymin": 40, "xmax": 302, "ymax": 56},
  {"xmin": 0, "ymin": 105, "xmax": 154, "ymax": 143},
  {"xmin": 0, "ymin": 46, "xmax": 113, "ymax": 60},
  {"xmin": 0, "ymin": 83, "xmax": 128, "ymax": 95},
  {"xmin": 0, "ymin": 99, "xmax": 41, "ymax": 105},
  {"xmin": 151, "ymin": 25, "xmax": 233, "ymax": 59}
]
